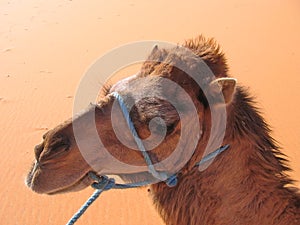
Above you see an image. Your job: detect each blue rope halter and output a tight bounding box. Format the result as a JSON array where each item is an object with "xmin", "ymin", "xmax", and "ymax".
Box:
[{"xmin": 66, "ymin": 92, "xmax": 230, "ymax": 225}]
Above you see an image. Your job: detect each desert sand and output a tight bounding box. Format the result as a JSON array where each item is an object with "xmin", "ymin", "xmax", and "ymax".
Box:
[{"xmin": 0, "ymin": 0, "xmax": 299, "ymax": 224}]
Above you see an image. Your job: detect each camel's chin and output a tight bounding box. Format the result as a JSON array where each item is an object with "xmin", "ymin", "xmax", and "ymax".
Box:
[
  {"xmin": 46, "ymin": 173, "xmax": 92, "ymax": 195},
  {"xmin": 27, "ymin": 172, "xmax": 92, "ymax": 195},
  {"xmin": 26, "ymin": 162, "xmax": 93, "ymax": 195}
]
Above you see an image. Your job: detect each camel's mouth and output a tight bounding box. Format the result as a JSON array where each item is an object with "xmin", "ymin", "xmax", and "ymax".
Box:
[
  {"xmin": 47, "ymin": 173, "xmax": 93, "ymax": 195},
  {"xmin": 25, "ymin": 160, "xmax": 39, "ymax": 189},
  {"xmin": 26, "ymin": 161, "xmax": 94, "ymax": 194}
]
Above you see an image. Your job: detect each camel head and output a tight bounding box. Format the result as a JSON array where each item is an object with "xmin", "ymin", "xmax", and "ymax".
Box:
[{"xmin": 26, "ymin": 36, "xmax": 237, "ymax": 195}]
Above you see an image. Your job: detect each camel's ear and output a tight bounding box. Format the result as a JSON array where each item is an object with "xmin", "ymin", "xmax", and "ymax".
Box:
[
  {"xmin": 209, "ymin": 78, "xmax": 237, "ymax": 104},
  {"xmin": 150, "ymin": 44, "xmax": 159, "ymax": 55}
]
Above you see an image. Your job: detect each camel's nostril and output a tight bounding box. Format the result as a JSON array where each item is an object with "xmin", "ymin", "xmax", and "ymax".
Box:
[
  {"xmin": 38, "ymin": 133, "xmax": 71, "ymax": 161},
  {"xmin": 42, "ymin": 131, "xmax": 50, "ymax": 139},
  {"xmin": 49, "ymin": 133, "xmax": 70, "ymax": 150},
  {"xmin": 34, "ymin": 133, "xmax": 70, "ymax": 162}
]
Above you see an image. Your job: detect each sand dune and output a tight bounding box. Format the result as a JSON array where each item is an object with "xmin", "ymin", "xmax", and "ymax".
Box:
[{"xmin": 0, "ymin": 0, "xmax": 299, "ymax": 224}]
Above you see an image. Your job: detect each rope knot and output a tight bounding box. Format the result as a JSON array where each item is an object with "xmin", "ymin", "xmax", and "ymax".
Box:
[
  {"xmin": 165, "ymin": 174, "xmax": 178, "ymax": 187},
  {"xmin": 89, "ymin": 172, "xmax": 115, "ymax": 191}
]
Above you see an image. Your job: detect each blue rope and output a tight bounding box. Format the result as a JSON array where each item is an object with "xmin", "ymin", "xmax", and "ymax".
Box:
[
  {"xmin": 195, "ymin": 144, "xmax": 230, "ymax": 166},
  {"xmin": 111, "ymin": 92, "xmax": 171, "ymax": 183},
  {"xmin": 66, "ymin": 174, "xmax": 114, "ymax": 225},
  {"xmin": 66, "ymin": 190, "xmax": 102, "ymax": 225},
  {"xmin": 66, "ymin": 92, "xmax": 230, "ymax": 225}
]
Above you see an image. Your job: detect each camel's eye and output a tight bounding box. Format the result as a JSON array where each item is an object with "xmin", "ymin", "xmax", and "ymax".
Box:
[
  {"xmin": 149, "ymin": 117, "xmax": 177, "ymax": 136},
  {"xmin": 166, "ymin": 123, "xmax": 176, "ymax": 135},
  {"xmin": 154, "ymin": 123, "xmax": 165, "ymax": 133},
  {"xmin": 149, "ymin": 117, "xmax": 166, "ymax": 134}
]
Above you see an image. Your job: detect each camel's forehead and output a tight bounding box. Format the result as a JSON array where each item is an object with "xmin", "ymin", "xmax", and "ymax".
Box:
[
  {"xmin": 110, "ymin": 74, "xmax": 138, "ymax": 93},
  {"xmin": 110, "ymin": 74, "xmax": 164, "ymax": 96}
]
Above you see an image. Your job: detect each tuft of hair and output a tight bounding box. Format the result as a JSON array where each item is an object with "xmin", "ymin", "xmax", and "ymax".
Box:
[{"xmin": 183, "ymin": 35, "xmax": 229, "ymax": 77}]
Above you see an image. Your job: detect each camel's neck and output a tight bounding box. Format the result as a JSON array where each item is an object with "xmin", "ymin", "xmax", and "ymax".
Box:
[{"xmin": 150, "ymin": 87, "xmax": 300, "ymax": 225}]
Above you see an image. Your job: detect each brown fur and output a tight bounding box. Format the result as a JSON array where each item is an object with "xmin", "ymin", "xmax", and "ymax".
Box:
[
  {"xmin": 26, "ymin": 36, "xmax": 300, "ymax": 224},
  {"xmin": 150, "ymin": 86, "xmax": 300, "ymax": 225}
]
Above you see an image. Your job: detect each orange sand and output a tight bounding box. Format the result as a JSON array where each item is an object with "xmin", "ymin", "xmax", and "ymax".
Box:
[{"xmin": 0, "ymin": 1, "xmax": 299, "ymax": 224}]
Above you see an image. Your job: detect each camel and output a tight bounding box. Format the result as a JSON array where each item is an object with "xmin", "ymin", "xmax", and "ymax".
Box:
[{"xmin": 26, "ymin": 36, "xmax": 300, "ymax": 225}]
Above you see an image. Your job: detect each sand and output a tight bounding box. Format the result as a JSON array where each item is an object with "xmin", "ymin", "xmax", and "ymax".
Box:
[{"xmin": 0, "ymin": 0, "xmax": 299, "ymax": 224}]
